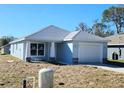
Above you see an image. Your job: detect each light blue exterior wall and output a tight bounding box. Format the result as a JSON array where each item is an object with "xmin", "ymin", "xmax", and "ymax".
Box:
[
  {"xmin": 27, "ymin": 41, "xmax": 74, "ymax": 63},
  {"xmin": 56, "ymin": 42, "xmax": 73, "ymax": 64},
  {"xmin": 10, "ymin": 41, "xmax": 50, "ymax": 61},
  {"xmin": 10, "ymin": 40, "xmax": 107, "ymax": 64},
  {"xmin": 10, "ymin": 41, "xmax": 25, "ymax": 60}
]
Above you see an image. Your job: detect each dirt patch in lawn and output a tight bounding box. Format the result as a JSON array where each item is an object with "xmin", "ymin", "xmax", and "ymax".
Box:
[{"xmin": 0, "ymin": 55, "xmax": 124, "ymax": 88}]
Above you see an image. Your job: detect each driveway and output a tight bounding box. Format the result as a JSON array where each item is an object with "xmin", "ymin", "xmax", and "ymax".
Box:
[{"xmin": 82, "ymin": 63, "xmax": 124, "ymax": 73}]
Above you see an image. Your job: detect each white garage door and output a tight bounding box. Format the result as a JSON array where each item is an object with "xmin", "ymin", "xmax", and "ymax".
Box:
[{"xmin": 78, "ymin": 43, "xmax": 102, "ymax": 63}]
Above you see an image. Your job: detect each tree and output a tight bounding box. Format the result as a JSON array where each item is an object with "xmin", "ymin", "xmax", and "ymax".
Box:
[
  {"xmin": 102, "ymin": 6, "xmax": 124, "ymax": 34},
  {"xmin": 105, "ymin": 25, "xmax": 115, "ymax": 37},
  {"xmin": 92, "ymin": 20, "xmax": 114, "ymax": 37},
  {"xmin": 75, "ymin": 22, "xmax": 92, "ymax": 33},
  {"xmin": 0, "ymin": 36, "xmax": 15, "ymax": 47},
  {"xmin": 92, "ymin": 20, "xmax": 107, "ymax": 37}
]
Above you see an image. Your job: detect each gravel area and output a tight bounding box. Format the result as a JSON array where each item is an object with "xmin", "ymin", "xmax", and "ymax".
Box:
[{"xmin": 0, "ymin": 55, "xmax": 124, "ymax": 88}]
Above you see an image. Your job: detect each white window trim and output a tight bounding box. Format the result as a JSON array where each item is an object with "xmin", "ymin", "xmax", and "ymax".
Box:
[{"xmin": 30, "ymin": 42, "xmax": 45, "ymax": 57}]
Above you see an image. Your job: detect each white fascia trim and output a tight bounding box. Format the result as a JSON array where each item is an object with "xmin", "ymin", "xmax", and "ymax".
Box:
[
  {"xmin": 64, "ymin": 39, "xmax": 108, "ymax": 43},
  {"xmin": 9, "ymin": 37, "xmax": 26, "ymax": 44},
  {"xmin": 108, "ymin": 43, "xmax": 124, "ymax": 45}
]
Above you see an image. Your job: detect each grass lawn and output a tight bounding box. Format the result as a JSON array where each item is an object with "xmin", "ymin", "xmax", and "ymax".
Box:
[
  {"xmin": 108, "ymin": 59, "xmax": 124, "ymax": 63},
  {"xmin": 0, "ymin": 55, "xmax": 124, "ymax": 88}
]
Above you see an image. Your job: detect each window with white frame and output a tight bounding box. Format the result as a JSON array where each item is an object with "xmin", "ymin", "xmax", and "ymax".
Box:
[{"xmin": 30, "ymin": 43, "xmax": 45, "ymax": 56}]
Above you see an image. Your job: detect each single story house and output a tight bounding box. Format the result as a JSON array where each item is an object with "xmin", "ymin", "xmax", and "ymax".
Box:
[
  {"xmin": 10, "ymin": 25, "xmax": 108, "ymax": 64},
  {"xmin": 105, "ymin": 33, "xmax": 124, "ymax": 60},
  {"xmin": 0, "ymin": 44, "xmax": 10, "ymax": 54}
]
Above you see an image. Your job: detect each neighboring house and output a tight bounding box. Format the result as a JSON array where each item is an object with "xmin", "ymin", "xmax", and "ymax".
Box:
[
  {"xmin": 105, "ymin": 33, "xmax": 124, "ymax": 60},
  {"xmin": 9, "ymin": 25, "xmax": 108, "ymax": 64},
  {"xmin": 0, "ymin": 44, "xmax": 10, "ymax": 54}
]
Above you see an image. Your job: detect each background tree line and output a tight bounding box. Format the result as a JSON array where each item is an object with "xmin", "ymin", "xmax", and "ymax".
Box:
[{"xmin": 0, "ymin": 36, "xmax": 16, "ymax": 47}]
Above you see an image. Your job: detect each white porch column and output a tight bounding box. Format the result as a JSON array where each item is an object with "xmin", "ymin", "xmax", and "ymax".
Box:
[
  {"xmin": 73, "ymin": 42, "xmax": 79, "ymax": 64},
  {"xmin": 25, "ymin": 41, "xmax": 30, "ymax": 62},
  {"xmin": 49, "ymin": 42, "xmax": 56, "ymax": 61}
]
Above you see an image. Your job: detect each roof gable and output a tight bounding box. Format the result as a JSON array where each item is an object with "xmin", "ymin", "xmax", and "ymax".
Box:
[
  {"xmin": 64, "ymin": 31, "xmax": 108, "ymax": 42},
  {"xmin": 25, "ymin": 25, "xmax": 70, "ymax": 41},
  {"xmin": 64, "ymin": 31, "xmax": 80, "ymax": 41}
]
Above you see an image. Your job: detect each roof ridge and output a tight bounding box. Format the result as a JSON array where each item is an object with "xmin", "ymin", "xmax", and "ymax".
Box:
[
  {"xmin": 50, "ymin": 25, "xmax": 70, "ymax": 33},
  {"xmin": 25, "ymin": 25, "xmax": 70, "ymax": 39},
  {"xmin": 25, "ymin": 25, "xmax": 53, "ymax": 38}
]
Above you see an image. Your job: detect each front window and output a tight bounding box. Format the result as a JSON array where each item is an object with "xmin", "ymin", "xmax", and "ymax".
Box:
[
  {"xmin": 38, "ymin": 44, "xmax": 44, "ymax": 56},
  {"xmin": 30, "ymin": 43, "xmax": 44, "ymax": 56},
  {"xmin": 31, "ymin": 43, "xmax": 37, "ymax": 56}
]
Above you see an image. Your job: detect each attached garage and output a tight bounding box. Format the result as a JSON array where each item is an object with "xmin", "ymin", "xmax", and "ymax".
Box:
[
  {"xmin": 64, "ymin": 31, "xmax": 108, "ymax": 64},
  {"xmin": 78, "ymin": 43, "xmax": 103, "ymax": 63}
]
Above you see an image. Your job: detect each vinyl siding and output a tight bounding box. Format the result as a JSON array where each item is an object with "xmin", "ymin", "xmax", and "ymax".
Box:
[{"xmin": 10, "ymin": 42, "xmax": 24, "ymax": 60}]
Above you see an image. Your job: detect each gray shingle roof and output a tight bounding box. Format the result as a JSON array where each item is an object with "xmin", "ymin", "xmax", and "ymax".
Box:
[
  {"xmin": 105, "ymin": 33, "xmax": 124, "ymax": 44},
  {"xmin": 10, "ymin": 25, "xmax": 108, "ymax": 44},
  {"xmin": 10, "ymin": 25, "xmax": 70, "ymax": 43},
  {"xmin": 64, "ymin": 31, "xmax": 108, "ymax": 42}
]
